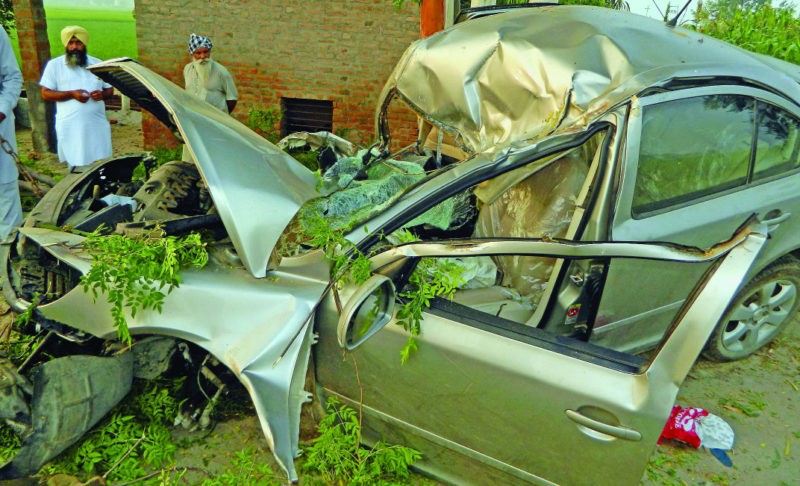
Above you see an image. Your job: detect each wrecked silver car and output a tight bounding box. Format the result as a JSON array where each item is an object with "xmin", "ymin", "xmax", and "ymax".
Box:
[{"xmin": 2, "ymin": 5, "xmax": 799, "ymax": 484}]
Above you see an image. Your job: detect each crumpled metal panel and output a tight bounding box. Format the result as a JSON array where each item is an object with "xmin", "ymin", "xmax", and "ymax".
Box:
[
  {"xmin": 378, "ymin": 5, "xmax": 800, "ymax": 155},
  {"xmin": 0, "ymin": 353, "xmax": 133, "ymax": 479},
  {"xmin": 89, "ymin": 59, "xmax": 319, "ymax": 279},
  {"xmin": 32, "ymin": 234, "xmax": 330, "ymax": 481}
]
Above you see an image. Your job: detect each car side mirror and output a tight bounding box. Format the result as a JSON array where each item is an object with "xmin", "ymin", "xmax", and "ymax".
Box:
[{"xmin": 337, "ymin": 275, "xmax": 396, "ymax": 350}]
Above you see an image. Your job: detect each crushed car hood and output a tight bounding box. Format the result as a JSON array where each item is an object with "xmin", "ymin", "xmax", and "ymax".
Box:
[
  {"xmin": 377, "ymin": 5, "xmax": 800, "ymax": 155},
  {"xmin": 90, "ymin": 59, "xmax": 319, "ymax": 278}
]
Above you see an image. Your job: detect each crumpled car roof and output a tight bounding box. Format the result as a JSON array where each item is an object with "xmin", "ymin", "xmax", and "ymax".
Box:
[{"xmin": 378, "ymin": 5, "xmax": 800, "ymax": 155}]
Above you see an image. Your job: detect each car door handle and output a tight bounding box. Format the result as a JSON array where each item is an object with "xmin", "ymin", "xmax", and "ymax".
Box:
[
  {"xmin": 762, "ymin": 210, "xmax": 791, "ymax": 229},
  {"xmin": 565, "ymin": 409, "xmax": 642, "ymax": 441}
]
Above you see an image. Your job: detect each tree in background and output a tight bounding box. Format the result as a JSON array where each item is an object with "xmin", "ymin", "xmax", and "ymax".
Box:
[
  {"xmin": 692, "ymin": 0, "xmax": 800, "ymax": 64},
  {"xmin": 559, "ymin": 0, "xmax": 629, "ymax": 9},
  {"xmin": 0, "ymin": 0, "xmax": 14, "ymax": 34}
]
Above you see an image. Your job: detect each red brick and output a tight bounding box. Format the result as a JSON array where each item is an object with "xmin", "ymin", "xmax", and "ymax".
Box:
[{"xmin": 134, "ymin": 0, "xmax": 421, "ymax": 148}]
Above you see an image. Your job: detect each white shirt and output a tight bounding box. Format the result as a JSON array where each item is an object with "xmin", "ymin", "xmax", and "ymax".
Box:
[
  {"xmin": 0, "ymin": 28, "xmax": 22, "ymax": 183},
  {"xmin": 40, "ymin": 54, "xmax": 111, "ymax": 121},
  {"xmin": 40, "ymin": 55, "xmax": 113, "ymax": 167},
  {"xmin": 183, "ymin": 59, "xmax": 238, "ymax": 112}
]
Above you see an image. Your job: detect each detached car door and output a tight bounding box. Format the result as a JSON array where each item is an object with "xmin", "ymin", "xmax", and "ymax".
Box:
[{"xmin": 313, "ymin": 226, "xmax": 765, "ymax": 485}]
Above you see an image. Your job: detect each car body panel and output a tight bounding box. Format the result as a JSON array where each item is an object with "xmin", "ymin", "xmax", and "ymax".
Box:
[
  {"xmin": 314, "ymin": 225, "xmax": 767, "ymax": 485},
  {"xmin": 14, "ymin": 225, "xmax": 331, "ymax": 481},
  {"xmin": 89, "ymin": 59, "xmax": 319, "ymax": 278},
  {"xmin": 4, "ymin": 6, "xmax": 799, "ymax": 484},
  {"xmin": 594, "ymin": 85, "xmax": 800, "ymax": 353},
  {"xmin": 376, "ymin": 5, "xmax": 800, "ymax": 155}
]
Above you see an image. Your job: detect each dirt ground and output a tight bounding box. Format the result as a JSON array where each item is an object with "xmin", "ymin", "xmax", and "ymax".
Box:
[
  {"xmin": 14, "ymin": 109, "xmax": 145, "ymax": 171},
  {"xmin": 6, "ymin": 112, "xmax": 800, "ymax": 484}
]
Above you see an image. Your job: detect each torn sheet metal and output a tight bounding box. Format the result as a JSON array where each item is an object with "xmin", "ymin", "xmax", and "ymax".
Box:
[
  {"xmin": 0, "ymin": 353, "xmax": 133, "ymax": 479},
  {"xmin": 377, "ymin": 5, "xmax": 800, "ymax": 155},
  {"xmin": 32, "ymin": 241, "xmax": 330, "ymax": 481},
  {"xmin": 277, "ymin": 131, "xmax": 357, "ymax": 159}
]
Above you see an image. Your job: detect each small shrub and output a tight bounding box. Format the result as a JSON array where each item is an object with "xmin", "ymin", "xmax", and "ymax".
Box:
[
  {"xmin": 302, "ymin": 396, "xmax": 421, "ymax": 484},
  {"xmin": 245, "ymin": 106, "xmax": 281, "ymax": 143},
  {"xmin": 201, "ymin": 446, "xmax": 280, "ymax": 486},
  {"xmin": 692, "ymin": 2, "xmax": 800, "ymax": 65},
  {"xmin": 45, "ymin": 380, "xmax": 183, "ymax": 483}
]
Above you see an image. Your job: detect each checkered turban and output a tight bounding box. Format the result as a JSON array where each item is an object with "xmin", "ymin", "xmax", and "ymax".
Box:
[{"xmin": 188, "ymin": 33, "xmax": 213, "ymax": 54}]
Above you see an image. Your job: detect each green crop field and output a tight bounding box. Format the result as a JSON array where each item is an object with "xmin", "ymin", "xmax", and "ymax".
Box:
[{"xmin": 11, "ymin": 6, "xmax": 137, "ymax": 67}]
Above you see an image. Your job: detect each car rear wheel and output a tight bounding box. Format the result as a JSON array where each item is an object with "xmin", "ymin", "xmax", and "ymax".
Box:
[{"xmin": 704, "ymin": 256, "xmax": 800, "ymax": 362}]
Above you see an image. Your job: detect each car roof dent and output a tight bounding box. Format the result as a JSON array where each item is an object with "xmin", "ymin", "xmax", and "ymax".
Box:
[
  {"xmin": 377, "ymin": 5, "xmax": 800, "ymax": 155},
  {"xmin": 89, "ymin": 59, "xmax": 319, "ymax": 278}
]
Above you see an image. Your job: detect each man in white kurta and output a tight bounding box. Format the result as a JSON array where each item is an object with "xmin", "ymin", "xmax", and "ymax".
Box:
[
  {"xmin": 0, "ymin": 28, "xmax": 23, "ymax": 239},
  {"xmin": 181, "ymin": 33, "xmax": 238, "ymax": 162},
  {"xmin": 40, "ymin": 26, "xmax": 113, "ymax": 169},
  {"xmin": 183, "ymin": 33, "xmax": 238, "ymax": 114}
]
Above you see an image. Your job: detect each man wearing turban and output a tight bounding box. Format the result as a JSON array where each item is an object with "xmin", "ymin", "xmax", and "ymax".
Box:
[
  {"xmin": 39, "ymin": 26, "xmax": 113, "ymax": 169},
  {"xmin": 183, "ymin": 33, "xmax": 238, "ymax": 114}
]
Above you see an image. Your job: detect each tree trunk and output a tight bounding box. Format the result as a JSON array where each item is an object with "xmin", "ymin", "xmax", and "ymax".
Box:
[
  {"xmin": 420, "ymin": 0, "xmax": 445, "ymax": 38},
  {"xmin": 12, "ymin": 0, "xmax": 56, "ymax": 154}
]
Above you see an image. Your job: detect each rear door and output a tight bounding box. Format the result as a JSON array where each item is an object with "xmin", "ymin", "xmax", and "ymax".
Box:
[
  {"xmin": 313, "ymin": 228, "xmax": 765, "ymax": 485},
  {"xmin": 593, "ymin": 86, "xmax": 800, "ymax": 352}
]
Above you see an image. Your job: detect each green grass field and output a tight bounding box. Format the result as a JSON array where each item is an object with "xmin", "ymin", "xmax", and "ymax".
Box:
[{"xmin": 11, "ymin": 6, "xmax": 138, "ymax": 67}]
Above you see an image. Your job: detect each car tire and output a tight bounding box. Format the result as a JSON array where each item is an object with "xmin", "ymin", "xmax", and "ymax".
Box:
[{"xmin": 703, "ymin": 255, "xmax": 800, "ymax": 362}]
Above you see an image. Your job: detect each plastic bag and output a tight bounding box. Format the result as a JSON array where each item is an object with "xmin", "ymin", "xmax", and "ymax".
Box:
[{"xmin": 659, "ymin": 405, "xmax": 735, "ymax": 466}]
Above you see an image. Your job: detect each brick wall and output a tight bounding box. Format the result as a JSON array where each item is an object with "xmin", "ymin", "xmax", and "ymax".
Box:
[{"xmin": 134, "ymin": 0, "xmax": 421, "ymax": 151}]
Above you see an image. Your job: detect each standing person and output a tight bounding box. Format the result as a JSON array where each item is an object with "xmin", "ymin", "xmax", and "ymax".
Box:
[
  {"xmin": 184, "ymin": 33, "xmax": 238, "ymax": 114},
  {"xmin": 0, "ymin": 28, "xmax": 22, "ymax": 240},
  {"xmin": 40, "ymin": 26, "xmax": 113, "ymax": 169}
]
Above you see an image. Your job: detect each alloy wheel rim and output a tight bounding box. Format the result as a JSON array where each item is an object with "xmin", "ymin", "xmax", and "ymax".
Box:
[{"xmin": 721, "ymin": 278, "xmax": 797, "ymax": 354}]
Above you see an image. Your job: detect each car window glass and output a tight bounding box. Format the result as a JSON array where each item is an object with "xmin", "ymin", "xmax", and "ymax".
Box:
[
  {"xmin": 754, "ymin": 101, "xmax": 800, "ymax": 180},
  {"xmin": 633, "ymin": 95, "xmax": 754, "ymax": 216}
]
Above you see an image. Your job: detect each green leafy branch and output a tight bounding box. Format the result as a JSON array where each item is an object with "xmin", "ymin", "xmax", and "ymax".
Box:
[
  {"xmin": 80, "ymin": 229, "xmax": 208, "ymax": 344},
  {"xmin": 301, "ymin": 211, "xmax": 371, "ymax": 286},
  {"xmin": 393, "ymin": 230, "xmax": 465, "ymax": 363},
  {"xmin": 302, "ymin": 396, "xmax": 421, "ymax": 484},
  {"xmin": 396, "ymin": 257, "xmax": 465, "ymax": 363},
  {"xmin": 44, "ymin": 381, "xmax": 183, "ymax": 482}
]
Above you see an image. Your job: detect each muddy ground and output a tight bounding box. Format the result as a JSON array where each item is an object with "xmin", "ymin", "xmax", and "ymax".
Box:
[{"xmin": 7, "ymin": 113, "xmax": 800, "ymax": 484}]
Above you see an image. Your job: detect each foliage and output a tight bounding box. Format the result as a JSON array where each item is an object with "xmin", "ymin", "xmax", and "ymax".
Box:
[
  {"xmin": 302, "ymin": 396, "xmax": 421, "ymax": 484},
  {"xmin": 692, "ymin": 1, "xmax": 800, "ymax": 65},
  {"xmin": 245, "ymin": 106, "xmax": 282, "ymax": 144},
  {"xmin": 80, "ymin": 229, "xmax": 208, "ymax": 344},
  {"xmin": 393, "ymin": 231, "xmax": 465, "ymax": 363},
  {"xmin": 45, "ymin": 380, "xmax": 182, "ymax": 483},
  {"xmin": 289, "ymin": 149, "xmax": 321, "ymax": 172},
  {"xmin": 0, "ymin": 0, "xmax": 13, "ymax": 34},
  {"xmin": 392, "ymin": 0, "xmax": 421, "ymax": 9},
  {"xmin": 0, "ymin": 425, "xmax": 20, "ymax": 465},
  {"xmin": 151, "ymin": 146, "xmax": 184, "ymax": 165},
  {"xmin": 301, "ymin": 211, "xmax": 371, "ymax": 285},
  {"xmin": 201, "ymin": 446, "xmax": 280, "ymax": 486},
  {"xmin": 559, "ymin": 0, "xmax": 629, "ymax": 9},
  {"xmin": 19, "ymin": 155, "xmax": 64, "ymax": 182},
  {"xmin": 396, "ymin": 0, "xmax": 629, "ymax": 11},
  {"xmin": 133, "ymin": 147, "xmax": 183, "ymax": 181}
]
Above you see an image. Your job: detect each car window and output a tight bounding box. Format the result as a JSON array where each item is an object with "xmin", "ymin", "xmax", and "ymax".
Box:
[
  {"xmin": 754, "ymin": 101, "xmax": 800, "ymax": 180},
  {"xmin": 632, "ymin": 95, "xmax": 754, "ymax": 216},
  {"xmin": 380, "ymin": 134, "xmax": 602, "ymax": 327}
]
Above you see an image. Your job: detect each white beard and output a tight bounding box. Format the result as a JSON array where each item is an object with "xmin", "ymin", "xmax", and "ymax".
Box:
[
  {"xmin": 193, "ymin": 58, "xmax": 212, "ymax": 84},
  {"xmin": 188, "ymin": 58, "xmax": 212, "ymax": 99}
]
